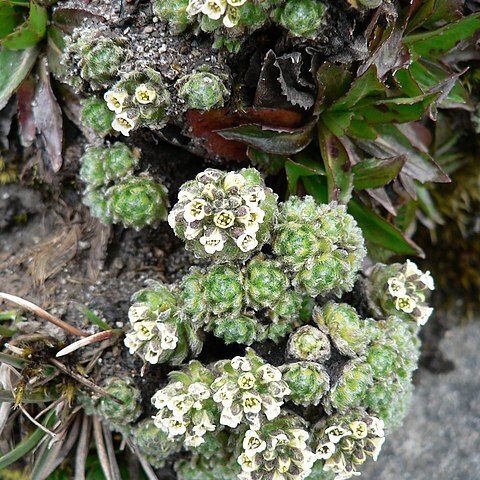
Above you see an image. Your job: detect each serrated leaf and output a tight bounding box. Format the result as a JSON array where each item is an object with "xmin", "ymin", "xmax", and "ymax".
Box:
[
  {"xmin": 348, "ymin": 198, "xmax": 422, "ymax": 255},
  {"xmin": 0, "ymin": 46, "xmax": 38, "ymax": 110},
  {"xmin": 318, "ymin": 122, "xmax": 353, "ymax": 203},
  {"xmin": 356, "ymin": 93, "xmax": 439, "ymax": 124},
  {"xmin": 404, "ymin": 13, "xmax": 480, "ymax": 58},
  {"xmin": 1, "ymin": 2, "xmax": 47, "ymax": 50},
  {"xmin": 217, "ymin": 121, "xmax": 316, "ymax": 156},
  {"xmin": 321, "ymin": 111, "xmax": 353, "ymax": 137},
  {"xmin": 352, "ymin": 156, "xmax": 406, "ymax": 190},
  {"xmin": 330, "ymin": 66, "xmax": 386, "ymax": 111}
]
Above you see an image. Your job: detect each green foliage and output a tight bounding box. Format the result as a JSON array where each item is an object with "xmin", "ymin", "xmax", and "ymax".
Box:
[
  {"xmin": 98, "ymin": 377, "xmax": 142, "ymax": 428},
  {"xmin": 275, "ymin": 0, "xmax": 326, "ymax": 39},
  {"xmin": 287, "ymin": 325, "xmax": 331, "ymax": 362},
  {"xmin": 81, "ymin": 97, "xmax": 115, "ymax": 137},
  {"xmin": 177, "ymin": 71, "xmax": 230, "ymax": 111},
  {"xmin": 273, "ymin": 196, "xmax": 366, "ymax": 297}
]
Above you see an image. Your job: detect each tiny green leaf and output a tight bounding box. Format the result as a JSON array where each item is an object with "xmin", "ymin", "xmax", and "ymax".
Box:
[{"xmin": 352, "ymin": 156, "xmax": 406, "ymax": 190}]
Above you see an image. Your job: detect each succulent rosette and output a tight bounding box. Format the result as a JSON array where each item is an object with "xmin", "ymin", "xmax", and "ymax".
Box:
[
  {"xmin": 169, "ymin": 168, "xmax": 278, "ymax": 262},
  {"xmin": 273, "ymin": 196, "xmax": 366, "ymax": 298}
]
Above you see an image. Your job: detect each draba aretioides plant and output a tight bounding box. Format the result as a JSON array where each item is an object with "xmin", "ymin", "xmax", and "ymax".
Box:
[{"xmin": 94, "ymin": 166, "xmax": 436, "ymax": 479}]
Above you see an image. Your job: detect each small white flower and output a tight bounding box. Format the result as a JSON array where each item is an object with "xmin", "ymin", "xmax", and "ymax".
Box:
[
  {"xmin": 277, "ymin": 457, "xmax": 291, "ymax": 473},
  {"xmin": 387, "ymin": 277, "xmax": 407, "ymax": 298},
  {"xmin": 220, "ymin": 407, "xmax": 242, "ymax": 428},
  {"xmin": 325, "ymin": 426, "xmax": 352, "ymax": 443},
  {"xmin": 124, "ymin": 332, "xmax": 142, "ymax": 354},
  {"xmin": 227, "ymin": 0, "xmax": 247, "ymax": 5},
  {"xmin": 223, "ymin": 6, "xmax": 240, "ymax": 27},
  {"xmin": 186, "ymin": 0, "xmax": 204, "ymax": 15},
  {"xmin": 243, "ymin": 430, "xmax": 266, "ymax": 453},
  {"xmin": 257, "ymin": 364, "xmax": 282, "ymax": 383},
  {"xmin": 201, "ymin": 0, "xmax": 227, "ymax": 20},
  {"xmin": 213, "ymin": 209, "xmax": 235, "ymax": 229},
  {"xmin": 237, "ymin": 452, "xmax": 257, "ymax": 473},
  {"xmin": 370, "ymin": 436, "xmax": 386, "ymax": 461},
  {"xmin": 242, "ymin": 187, "xmax": 266, "ymax": 207},
  {"xmin": 133, "ymin": 320, "xmax": 156, "ymax": 341},
  {"xmin": 420, "ymin": 271, "xmax": 435, "ymax": 290},
  {"xmin": 323, "ymin": 454, "xmax": 346, "ymax": 473},
  {"xmin": 368, "ymin": 417, "xmax": 385, "ymax": 437},
  {"xmin": 185, "ymin": 434, "xmax": 205, "ymax": 447},
  {"xmin": 212, "ymin": 384, "xmax": 237, "ymax": 408},
  {"xmin": 184, "ymin": 224, "xmax": 202, "ymax": 240},
  {"xmin": 178, "ymin": 189, "xmax": 195, "ymax": 202},
  {"xmin": 239, "ymin": 206, "xmax": 265, "ymax": 233},
  {"xmin": 395, "ymin": 295, "xmax": 417, "ymax": 313},
  {"xmin": 202, "ymin": 183, "xmax": 216, "ymax": 200},
  {"xmin": 104, "ymin": 89, "xmax": 128, "ymax": 113},
  {"xmin": 262, "ymin": 397, "xmax": 282, "ymax": 421},
  {"xmin": 405, "ymin": 259, "xmax": 422, "ymax": 277},
  {"xmin": 145, "ymin": 346, "xmax": 161, "ymax": 364},
  {"xmin": 112, "ymin": 113, "xmax": 136, "ymax": 136},
  {"xmin": 184, "ymin": 198, "xmax": 208, "ymax": 222},
  {"xmin": 169, "ymin": 394, "xmax": 194, "ymax": 418},
  {"xmin": 188, "ymin": 382, "xmax": 211, "ymax": 399},
  {"xmin": 237, "ymin": 372, "xmax": 256, "ymax": 390},
  {"xmin": 197, "ymin": 411, "xmax": 216, "ymax": 432},
  {"xmin": 223, "ymin": 172, "xmax": 246, "ymax": 190},
  {"xmin": 416, "ymin": 305, "xmax": 434, "ymax": 326},
  {"xmin": 135, "ymin": 84, "xmax": 157, "ymax": 104},
  {"xmin": 349, "ymin": 421, "xmax": 368, "ymax": 439},
  {"xmin": 152, "ymin": 390, "xmax": 169, "ymax": 409},
  {"xmin": 236, "ymin": 233, "xmax": 258, "ymax": 252},
  {"xmin": 289, "ymin": 429, "xmax": 309, "ymax": 450},
  {"xmin": 158, "ymin": 323, "xmax": 178, "ymax": 350},
  {"xmin": 231, "ymin": 356, "xmax": 252, "ymax": 371},
  {"xmin": 200, "ymin": 228, "xmax": 225, "ymax": 254},
  {"xmin": 165, "ymin": 418, "xmax": 188, "ymax": 437},
  {"xmin": 128, "ymin": 304, "xmax": 150, "ymax": 323},
  {"xmin": 316, "ymin": 441, "xmax": 336, "ymax": 460},
  {"xmin": 242, "ymin": 392, "xmax": 262, "ymax": 414}
]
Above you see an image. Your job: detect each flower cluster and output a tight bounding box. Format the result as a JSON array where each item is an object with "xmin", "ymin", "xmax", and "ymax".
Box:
[
  {"xmin": 366, "ymin": 260, "xmax": 435, "ymax": 325},
  {"xmin": 103, "ymin": 68, "xmax": 171, "ymax": 136},
  {"xmin": 211, "ymin": 349, "xmax": 290, "ymax": 430},
  {"xmin": 186, "ymin": 0, "xmax": 249, "ymax": 29},
  {"xmin": 237, "ymin": 414, "xmax": 317, "ymax": 480},
  {"xmin": 312, "ymin": 410, "xmax": 385, "ymax": 480},
  {"xmin": 124, "ymin": 280, "xmax": 202, "ymax": 365},
  {"xmin": 273, "ymin": 196, "xmax": 366, "ymax": 298},
  {"xmin": 80, "ymin": 143, "xmax": 169, "ymax": 230},
  {"xmin": 168, "ymin": 168, "xmax": 278, "ymax": 262},
  {"xmin": 152, "ymin": 361, "xmax": 219, "ymax": 448}
]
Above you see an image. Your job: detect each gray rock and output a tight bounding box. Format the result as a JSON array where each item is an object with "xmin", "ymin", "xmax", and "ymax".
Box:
[{"xmin": 361, "ymin": 322, "xmax": 480, "ymax": 480}]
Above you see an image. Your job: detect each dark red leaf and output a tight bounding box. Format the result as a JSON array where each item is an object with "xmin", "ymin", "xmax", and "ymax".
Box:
[{"xmin": 16, "ymin": 77, "xmax": 36, "ymax": 147}]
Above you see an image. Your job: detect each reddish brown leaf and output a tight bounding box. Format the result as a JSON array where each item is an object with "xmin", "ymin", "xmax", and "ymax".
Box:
[
  {"xmin": 16, "ymin": 77, "xmax": 36, "ymax": 147},
  {"xmin": 33, "ymin": 58, "xmax": 63, "ymax": 172},
  {"xmin": 186, "ymin": 107, "xmax": 305, "ymax": 162}
]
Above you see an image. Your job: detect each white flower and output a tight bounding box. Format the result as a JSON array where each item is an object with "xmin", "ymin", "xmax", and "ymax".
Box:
[
  {"xmin": 197, "ymin": 411, "xmax": 216, "ymax": 432},
  {"xmin": 368, "ymin": 417, "xmax": 385, "ymax": 437},
  {"xmin": 165, "ymin": 418, "xmax": 188, "ymax": 437},
  {"xmin": 185, "ymin": 434, "xmax": 205, "ymax": 447},
  {"xmin": 238, "ymin": 206, "xmax": 265, "ymax": 233},
  {"xmin": 316, "ymin": 442, "xmax": 336, "ymax": 460},
  {"xmin": 168, "ymin": 210, "xmax": 178, "ymax": 229},
  {"xmin": 178, "ymin": 189, "xmax": 195, "ymax": 202},
  {"xmin": 323, "ymin": 454, "xmax": 346, "ymax": 473},
  {"xmin": 158, "ymin": 323, "xmax": 178, "ymax": 350},
  {"xmin": 395, "ymin": 295, "xmax": 417, "ymax": 313},
  {"xmin": 257, "ymin": 364, "xmax": 282, "ymax": 383},
  {"xmin": 370, "ymin": 436, "xmax": 386, "ymax": 461},
  {"xmin": 133, "ymin": 320, "xmax": 156, "ymax": 341},
  {"xmin": 277, "ymin": 457, "xmax": 291, "ymax": 473},
  {"xmin": 201, "ymin": 0, "xmax": 227, "ymax": 20},
  {"xmin": 183, "ymin": 199, "xmax": 208, "ymax": 222},
  {"xmin": 214, "ymin": 209, "xmax": 235, "ymax": 229},
  {"xmin": 387, "ymin": 277, "xmax": 407, "ymax": 298},
  {"xmin": 135, "ymin": 84, "xmax": 157, "ymax": 104},
  {"xmin": 145, "ymin": 346, "xmax": 161, "ymax": 364},
  {"xmin": 325, "ymin": 426, "xmax": 352, "ymax": 443},
  {"xmin": 128, "ymin": 304, "xmax": 150, "ymax": 323},
  {"xmin": 349, "ymin": 421, "xmax": 368, "ymax": 439},
  {"xmin": 223, "ymin": 6, "xmax": 240, "ymax": 27},
  {"xmin": 227, "ymin": 0, "xmax": 247, "ymax": 5},
  {"xmin": 420, "ymin": 271, "xmax": 435, "ymax": 290},
  {"xmin": 212, "ymin": 383, "xmax": 237, "ymax": 407},
  {"xmin": 416, "ymin": 305, "xmax": 434, "ymax": 326},
  {"xmin": 104, "ymin": 89, "xmax": 128, "ymax": 113},
  {"xmin": 188, "ymin": 382, "xmax": 211, "ymax": 399},
  {"xmin": 262, "ymin": 397, "xmax": 282, "ymax": 421},
  {"xmin": 243, "ymin": 430, "xmax": 266, "ymax": 453},
  {"xmin": 242, "ymin": 392, "xmax": 262, "ymax": 414},
  {"xmin": 169, "ymin": 394, "xmax": 194, "ymax": 418},
  {"xmin": 112, "ymin": 112, "xmax": 136, "ymax": 136},
  {"xmin": 242, "ymin": 187, "xmax": 266, "ymax": 207},
  {"xmin": 237, "ymin": 452, "xmax": 257, "ymax": 473},
  {"xmin": 200, "ymin": 228, "xmax": 225, "ymax": 254},
  {"xmin": 405, "ymin": 259, "xmax": 422, "ymax": 277},
  {"xmin": 236, "ymin": 233, "xmax": 258, "ymax": 252},
  {"xmin": 223, "ymin": 172, "xmax": 246, "ymax": 190},
  {"xmin": 124, "ymin": 332, "xmax": 142, "ymax": 354},
  {"xmin": 231, "ymin": 356, "xmax": 252, "ymax": 371},
  {"xmin": 184, "ymin": 224, "xmax": 202, "ymax": 240},
  {"xmin": 186, "ymin": 0, "xmax": 205, "ymax": 15},
  {"xmin": 152, "ymin": 390, "xmax": 169, "ymax": 409},
  {"xmin": 220, "ymin": 407, "xmax": 242, "ymax": 428},
  {"xmin": 237, "ymin": 372, "xmax": 256, "ymax": 390},
  {"xmin": 289, "ymin": 429, "xmax": 309, "ymax": 450}
]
